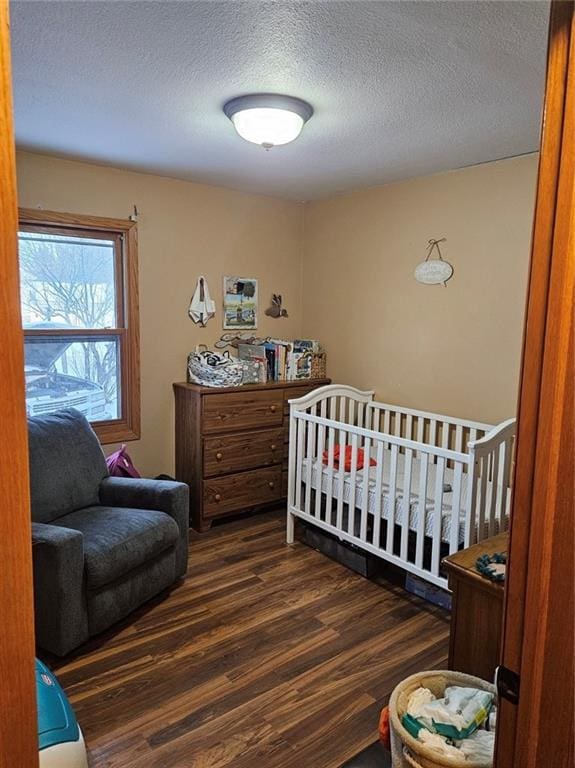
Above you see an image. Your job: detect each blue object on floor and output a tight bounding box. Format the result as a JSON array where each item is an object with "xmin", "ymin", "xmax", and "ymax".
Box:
[{"xmin": 36, "ymin": 658, "xmax": 88, "ymax": 767}]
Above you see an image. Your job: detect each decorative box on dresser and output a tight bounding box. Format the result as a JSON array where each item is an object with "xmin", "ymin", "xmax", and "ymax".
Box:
[{"xmin": 173, "ymin": 379, "xmax": 330, "ymax": 532}]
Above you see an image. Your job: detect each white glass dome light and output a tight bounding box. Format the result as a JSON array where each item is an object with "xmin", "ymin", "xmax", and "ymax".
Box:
[{"xmin": 223, "ymin": 94, "xmax": 313, "ymax": 149}]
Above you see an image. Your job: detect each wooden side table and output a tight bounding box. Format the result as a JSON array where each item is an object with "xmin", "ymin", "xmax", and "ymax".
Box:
[{"xmin": 443, "ymin": 532, "xmax": 508, "ymax": 682}]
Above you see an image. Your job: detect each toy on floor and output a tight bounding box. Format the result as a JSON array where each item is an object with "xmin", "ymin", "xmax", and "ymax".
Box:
[{"xmin": 36, "ymin": 659, "xmax": 88, "ymax": 768}]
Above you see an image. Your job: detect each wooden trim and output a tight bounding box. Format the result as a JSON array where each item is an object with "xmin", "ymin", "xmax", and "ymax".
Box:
[
  {"xmin": 19, "ymin": 207, "xmax": 138, "ymax": 234},
  {"xmin": 0, "ymin": 2, "xmax": 39, "ymax": 765},
  {"xmin": 18, "ymin": 210, "xmax": 141, "ymax": 443},
  {"xmin": 120, "ymin": 221, "xmax": 141, "ymax": 443},
  {"xmin": 18, "ymin": 221, "xmax": 123, "ymax": 243},
  {"xmin": 495, "ymin": 3, "xmax": 574, "ymax": 767},
  {"xmin": 23, "ymin": 328, "xmax": 123, "ymax": 337}
]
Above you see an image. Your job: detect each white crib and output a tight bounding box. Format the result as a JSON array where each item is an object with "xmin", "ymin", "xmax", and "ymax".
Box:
[{"xmin": 287, "ymin": 384, "xmax": 516, "ymax": 590}]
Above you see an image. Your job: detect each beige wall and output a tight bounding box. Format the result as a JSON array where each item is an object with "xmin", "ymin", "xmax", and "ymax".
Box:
[
  {"xmin": 16, "ymin": 151, "xmax": 304, "ymax": 476},
  {"xmin": 302, "ymin": 155, "xmax": 538, "ymax": 425},
  {"xmin": 16, "ymin": 151, "xmax": 537, "ymax": 475}
]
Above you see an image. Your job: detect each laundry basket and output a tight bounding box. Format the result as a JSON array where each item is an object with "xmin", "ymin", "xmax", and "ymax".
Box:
[{"xmin": 388, "ymin": 670, "xmax": 495, "ymax": 768}]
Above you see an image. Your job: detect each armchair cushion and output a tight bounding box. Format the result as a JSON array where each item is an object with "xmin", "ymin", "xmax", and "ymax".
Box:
[
  {"xmin": 99, "ymin": 477, "xmax": 189, "ymax": 578},
  {"xmin": 55, "ymin": 506, "xmax": 179, "ymax": 590},
  {"xmin": 28, "ymin": 409, "xmax": 108, "ymax": 523}
]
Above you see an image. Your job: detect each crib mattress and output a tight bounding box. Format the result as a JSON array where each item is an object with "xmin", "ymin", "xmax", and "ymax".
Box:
[{"xmin": 299, "ymin": 452, "xmax": 505, "ymax": 544}]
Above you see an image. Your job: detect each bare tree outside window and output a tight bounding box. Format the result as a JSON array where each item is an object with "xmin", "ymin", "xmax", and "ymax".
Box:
[{"xmin": 19, "ymin": 231, "xmax": 121, "ymax": 420}]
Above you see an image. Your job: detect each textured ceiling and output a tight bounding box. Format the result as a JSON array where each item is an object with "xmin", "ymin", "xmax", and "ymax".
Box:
[{"xmin": 10, "ymin": 0, "xmax": 549, "ymax": 200}]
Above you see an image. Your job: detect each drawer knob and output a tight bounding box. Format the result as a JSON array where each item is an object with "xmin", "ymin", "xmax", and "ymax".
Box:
[
  {"xmin": 269, "ymin": 404, "xmax": 277, "ymax": 413},
  {"xmin": 268, "ymin": 481, "xmax": 275, "ymax": 489},
  {"xmin": 270, "ymin": 444, "xmax": 277, "ymax": 451},
  {"xmin": 215, "ymin": 451, "xmax": 223, "ymax": 461},
  {"xmin": 214, "ymin": 493, "xmax": 221, "ymax": 502}
]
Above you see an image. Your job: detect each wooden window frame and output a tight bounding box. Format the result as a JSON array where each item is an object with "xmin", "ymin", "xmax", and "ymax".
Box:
[{"xmin": 18, "ymin": 208, "xmax": 140, "ymax": 444}]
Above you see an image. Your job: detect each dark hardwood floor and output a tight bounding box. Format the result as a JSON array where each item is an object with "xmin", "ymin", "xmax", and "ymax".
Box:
[{"xmin": 50, "ymin": 510, "xmax": 449, "ymax": 767}]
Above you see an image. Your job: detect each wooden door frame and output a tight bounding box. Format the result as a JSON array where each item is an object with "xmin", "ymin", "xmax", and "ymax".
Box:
[
  {"xmin": 0, "ymin": 1, "xmax": 572, "ymax": 766},
  {"xmin": 0, "ymin": 1, "xmax": 39, "ymax": 766},
  {"xmin": 495, "ymin": 2, "xmax": 574, "ymax": 766}
]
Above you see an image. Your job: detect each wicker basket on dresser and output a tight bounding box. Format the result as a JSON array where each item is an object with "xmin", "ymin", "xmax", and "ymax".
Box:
[{"xmin": 173, "ymin": 379, "xmax": 330, "ymax": 532}]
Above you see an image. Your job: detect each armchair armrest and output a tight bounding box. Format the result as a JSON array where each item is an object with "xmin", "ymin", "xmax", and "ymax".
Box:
[
  {"xmin": 99, "ymin": 477, "xmax": 189, "ymax": 577},
  {"xmin": 32, "ymin": 522, "xmax": 88, "ymax": 656}
]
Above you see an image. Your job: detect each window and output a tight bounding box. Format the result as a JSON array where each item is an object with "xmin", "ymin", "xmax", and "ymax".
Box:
[{"xmin": 18, "ymin": 209, "xmax": 140, "ymax": 443}]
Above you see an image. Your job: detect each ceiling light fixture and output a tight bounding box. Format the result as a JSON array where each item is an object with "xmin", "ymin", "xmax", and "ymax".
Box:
[{"xmin": 223, "ymin": 93, "xmax": 313, "ymax": 149}]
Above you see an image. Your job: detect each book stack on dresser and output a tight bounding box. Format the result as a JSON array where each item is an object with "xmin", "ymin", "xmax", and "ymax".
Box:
[{"xmin": 173, "ymin": 379, "xmax": 330, "ymax": 532}]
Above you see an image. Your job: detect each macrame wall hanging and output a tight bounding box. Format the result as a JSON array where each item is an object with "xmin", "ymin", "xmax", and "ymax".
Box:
[
  {"xmin": 188, "ymin": 276, "xmax": 216, "ymax": 327},
  {"xmin": 414, "ymin": 238, "xmax": 454, "ymax": 287}
]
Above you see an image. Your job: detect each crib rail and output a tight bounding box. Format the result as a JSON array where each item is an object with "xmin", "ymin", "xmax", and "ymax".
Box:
[
  {"xmin": 367, "ymin": 400, "xmax": 493, "ymax": 455},
  {"xmin": 287, "ymin": 409, "xmax": 472, "ymax": 589},
  {"xmin": 287, "ymin": 385, "xmax": 516, "ymax": 590}
]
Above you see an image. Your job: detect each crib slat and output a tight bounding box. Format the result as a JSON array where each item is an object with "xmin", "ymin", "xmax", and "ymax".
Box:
[
  {"xmin": 295, "ymin": 417, "xmax": 304, "ymax": 511},
  {"xmin": 400, "ymin": 448, "xmax": 413, "ymax": 561},
  {"xmin": 315, "ymin": 401, "xmax": 327, "ymax": 520},
  {"xmin": 449, "ymin": 460, "xmax": 464, "ymax": 554},
  {"xmin": 488, "ymin": 446, "xmax": 500, "ymax": 537},
  {"xmin": 329, "ymin": 397, "xmax": 337, "ymax": 420},
  {"xmin": 429, "ymin": 421, "xmax": 437, "ymax": 463},
  {"xmin": 415, "ymin": 452, "xmax": 429, "ymax": 569},
  {"xmin": 477, "ymin": 455, "xmax": 488, "ymax": 542},
  {"xmin": 455, "ymin": 424, "xmax": 464, "ymax": 454},
  {"xmin": 431, "ymin": 456, "xmax": 446, "ymax": 576},
  {"xmin": 372, "ymin": 440, "xmax": 385, "ymax": 548},
  {"xmin": 304, "ymin": 414, "xmax": 315, "ymax": 517},
  {"xmin": 465, "ymin": 459, "xmax": 479, "ymax": 547},
  {"xmin": 441, "ymin": 422, "xmax": 450, "ymax": 468},
  {"xmin": 382, "ymin": 410, "xmax": 391, "ymax": 452},
  {"xmin": 360, "ymin": 437, "xmax": 371, "ymax": 542},
  {"xmin": 325, "ymin": 425, "xmax": 337, "ymax": 525},
  {"xmin": 348, "ymin": 398, "xmax": 355, "ymax": 427},
  {"xmin": 357, "ymin": 401, "xmax": 365, "ymax": 430},
  {"xmin": 441, "ymin": 423, "xmax": 450, "ymax": 450},
  {"xmin": 416, "ymin": 417, "xmax": 425, "ymax": 460},
  {"xmin": 336, "ymin": 427, "xmax": 347, "ymax": 531},
  {"xmin": 287, "ymin": 407, "xmax": 298, "ymax": 538},
  {"xmin": 348, "ymin": 433, "xmax": 359, "ymax": 535},
  {"xmin": 386, "ymin": 443, "xmax": 399, "ymax": 552},
  {"xmin": 406, "ymin": 414, "xmax": 413, "ymax": 442},
  {"xmin": 383, "ymin": 409, "xmax": 391, "ymax": 435}
]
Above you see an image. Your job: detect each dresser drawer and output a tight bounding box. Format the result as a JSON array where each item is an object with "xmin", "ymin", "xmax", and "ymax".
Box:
[
  {"xmin": 203, "ymin": 466, "xmax": 282, "ymax": 518},
  {"xmin": 203, "ymin": 428, "xmax": 284, "ymax": 477},
  {"xmin": 202, "ymin": 390, "xmax": 283, "ymax": 434}
]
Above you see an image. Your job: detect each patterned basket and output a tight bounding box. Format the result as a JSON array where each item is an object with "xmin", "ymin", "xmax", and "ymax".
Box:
[
  {"xmin": 310, "ymin": 352, "xmax": 327, "ymax": 379},
  {"xmin": 187, "ymin": 347, "xmax": 244, "ymax": 388}
]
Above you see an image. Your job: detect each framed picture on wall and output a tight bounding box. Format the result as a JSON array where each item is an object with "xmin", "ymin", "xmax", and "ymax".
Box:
[{"xmin": 223, "ymin": 276, "xmax": 258, "ymax": 329}]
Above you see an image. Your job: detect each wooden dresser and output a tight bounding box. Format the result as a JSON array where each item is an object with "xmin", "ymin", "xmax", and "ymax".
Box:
[
  {"xmin": 443, "ymin": 532, "xmax": 508, "ymax": 682},
  {"xmin": 173, "ymin": 379, "xmax": 330, "ymax": 532}
]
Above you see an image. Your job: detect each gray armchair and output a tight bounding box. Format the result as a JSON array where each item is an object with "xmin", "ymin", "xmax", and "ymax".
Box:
[{"xmin": 28, "ymin": 409, "xmax": 189, "ymax": 656}]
